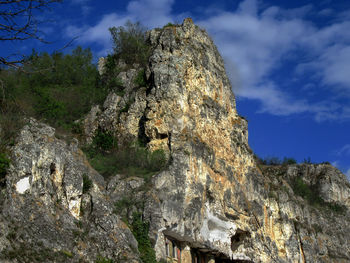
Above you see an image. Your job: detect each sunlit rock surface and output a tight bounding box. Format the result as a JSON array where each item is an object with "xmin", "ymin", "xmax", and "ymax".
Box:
[{"xmin": 1, "ymin": 18, "xmax": 349, "ymax": 263}]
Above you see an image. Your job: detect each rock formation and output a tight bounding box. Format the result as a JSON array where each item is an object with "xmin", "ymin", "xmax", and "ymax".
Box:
[
  {"xmin": 0, "ymin": 18, "xmax": 349, "ymax": 263},
  {"xmin": 0, "ymin": 118, "xmax": 140, "ymax": 262}
]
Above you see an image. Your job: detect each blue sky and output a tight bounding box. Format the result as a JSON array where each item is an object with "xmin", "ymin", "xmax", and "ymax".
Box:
[{"xmin": 2, "ymin": 0, "xmax": 350, "ymax": 179}]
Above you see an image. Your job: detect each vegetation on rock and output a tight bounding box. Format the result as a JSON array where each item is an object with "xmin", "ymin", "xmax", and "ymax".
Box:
[
  {"xmin": 257, "ymin": 156, "xmax": 297, "ymax": 166},
  {"xmin": 82, "ymin": 174, "xmax": 93, "ymax": 194},
  {"xmin": 96, "ymin": 255, "xmax": 114, "ymax": 263},
  {"xmin": 134, "ymin": 69, "xmax": 147, "ymax": 87},
  {"xmin": 0, "ymin": 46, "xmax": 106, "ymax": 138},
  {"xmin": 130, "ymin": 212, "xmax": 157, "ymax": 263},
  {"xmin": 291, "ymin": 176, "xmax": 346, "ymax": 213},
  {"xmin": 109, "ymin": 21, "xmax": 151, "ymax": 66},
  {"xmin": 0, "ymin": 152, "xmax": 9, "ymax": 185},
  {"xmin": 84, "ymin": 134, "xmax": 167, "ymax": 180}
]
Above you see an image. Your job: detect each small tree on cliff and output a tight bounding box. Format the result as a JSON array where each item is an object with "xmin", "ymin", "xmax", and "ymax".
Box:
[{"xmin": 109, "ymin": 21, "xmax": 150, "ymax": 66}]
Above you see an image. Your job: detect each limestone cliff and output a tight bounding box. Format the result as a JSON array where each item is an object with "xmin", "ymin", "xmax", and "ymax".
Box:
[
  {"xmin": 0, "ymin": 119, "xmax": 140, "ymax": 262},
  {"xmin": 84, "ymin": 18, "xmax": 350, "ymax": 262},
  {"xmin": 0, "ymin": 18, "xmax": 349, "ymax": 263}
]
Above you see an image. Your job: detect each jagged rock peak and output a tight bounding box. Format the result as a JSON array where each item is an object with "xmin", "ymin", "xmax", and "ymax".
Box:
[{"xmin": 143, "ymin": 18, "xmax": 243, "ymax": 154}]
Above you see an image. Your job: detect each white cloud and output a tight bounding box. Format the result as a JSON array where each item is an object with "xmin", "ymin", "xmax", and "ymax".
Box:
[
  {"xmin": 318, "ymin": 8, "xmax": 333, "ymax": 16},
  {"xmin": 71, "ymin": 0, "xmax": 92, "ymax": 15},
  {"xmin": 127, "ymin": 0, "xmax": 175, "ymax": 28},
  {"xmin": 335, "ymin": 144, "xmax": 350, "ymax": 156},
  {"xmin": 331, "ymin": 161, "xmax": 350, "ymax": 181},
  {"xmin": 299, "ymin": 44, "xmax": 350, "ymax": 91},
  {"xmin": 198, "ymin": 0, "xmax": 350, "ymax": 119},
  {"xmin": 332, "ymin": 160, "xmax": 340, "ymax": 168},
  {"xmin": 65, "ymin": 14, "xmax": 130, "ymax": 55},
  {"xmin": 64, "ymin": 0, "xmax": 176, "ymax": 55},
  {"xmin": 237, "ymin": 0, "xmax": 258, "ymax": 16}
]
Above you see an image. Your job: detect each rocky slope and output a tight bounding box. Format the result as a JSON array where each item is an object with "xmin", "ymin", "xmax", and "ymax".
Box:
[
  {"xmin": 1, "ymin": 18, "xmax": 349, "ymax": 263},
  {"xmin": 0, "ymin": 119, "xmax": 140, "ymax": 262}
]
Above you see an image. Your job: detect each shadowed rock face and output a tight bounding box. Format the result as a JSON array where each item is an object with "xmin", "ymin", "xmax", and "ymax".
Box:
[
  {"xmin": 0, "ymin": 119, "xmax": 140, "ymax": 262},
  {"xmin": 1, "ymin": 18, "xmax": 350, "ymax": 263}
]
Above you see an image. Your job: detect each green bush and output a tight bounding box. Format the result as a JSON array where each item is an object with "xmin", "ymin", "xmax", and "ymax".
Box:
[
  {"xmin": 282, "ymin": 157, "xmax": 297, "ymax": 165},
  {"xmin": 71, "ymin": 121, "xmax": 83, "ymax": 135},
  {"xmin": 0, "ymin": 46, "xmax": 107, "ymax": 132},
  {"xmin": 100, "ymin": 54, "xmax": 126, "ymax": 97},
  {"xmin": 107, "ymin": 77, "xmax": 124, "ymax": 90},
  {"xmin": 149, "ymin": 149, "xmax": 167, "ymax": 172},
  {"xmin": 92, "ymin": 129, "xmax": 116, "ymax": 152},
  {"xmin": 0, "ymin": 103, "xmax": 25, "ymax": 148},
  {"xmin": 60, "ymin": 250, "xmax": 73, "ymax": 258},
  {"xmin": 96, "ymin": 255, "xmax": 114, "ymax": 263},
  {"xmin": 257, "ymin": 156, "xmax": 297, "ymax": 166},
  {"xmin": 120, "ymin": 100, "xmax": 132, "ymax": 113},
  {"xmin": 291, "ymin": 177, "xmax": 347, "ymax": 214},
  {"xmin": 327, "ymin": 202, "xmax": 347, "ymax": 214},
  {"xmin": 88, "ymin": 153, "xmax": 119, "ymax": 178},
  {"xmin": 0, "ymin": 152, "xmax": 10, "ymax": 185},
  {"xmin": 104, "ymin": 54, "xmax": 117, "ymax": 74},
  {"xmin": 130, "ymin": 212, "xmax": 157, "ymax": 263},
  {"xmin": 114, "ymin": 197, "xmax": 135, "ymax": 212},
  {"xmin": 163, "ymin": 22, "xmax": 175, "ymax": 28},
  {"xmin": 303, "ymin": 157, "xmax": 312, "ymax": 164},
  {"xmin": 84, "ymin": 137, "xmax": 167, "ymax": 180},
  {"xmin": 292, "ymin": 177, "xmax": 315, "ymax": 202},
  {"xmin": 263, "ymin": 157, "xmax": 281, "ymax": 165},
  {"xmin": 134, "ymin": 69, "xmax": 147, "ymax": 87},
  {"xmin": 82, "ymin": 174, "xmax": 92, "ymax": 194},
  {"xmin": 84, "ymin": 128, "xmax": 117, "ymax": 158},
  {"xmin": 109, "ymin": 21, "xmax": 151, "ymax": 66}
]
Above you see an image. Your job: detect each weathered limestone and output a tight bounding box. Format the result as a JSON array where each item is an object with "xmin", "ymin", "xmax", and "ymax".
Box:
[
  {"xmin": 0, "ymin": 118, "xmax": 140, "ymax": 262},
  {"xmin": 0, "ymin": 18, "xmax": 349, "ymax": 263},
  {"xmin": 83, "ymin": 18, "xmax": 350, "ymax": 262},
  {"xmin": 141, "ymin": 18, "xmax": 350, "ymax": 262}
]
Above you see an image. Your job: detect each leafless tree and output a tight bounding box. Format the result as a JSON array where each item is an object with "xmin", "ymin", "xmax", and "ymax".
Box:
[{"xmin": 0, "ymin": 0, "xmax": 62, "ymax": 68}]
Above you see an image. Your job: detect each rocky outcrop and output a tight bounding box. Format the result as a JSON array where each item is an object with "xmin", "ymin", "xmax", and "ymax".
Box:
[
  {"xmin": 259, "ymin": 163, "xmax": 350, "ymax": 262},
  {"xmin": 81, "ymin": 60, "xmax": 147, "ymax": 146},
  {"xmin": 0, "ymin": 118, "xmax": 140, "ymax": 263},
  {"xmin": 1, "ymin": 18, "xmax": 349, "ymax": 263},
  {"xmin": 93, "ymin": 18, "xmax": 349, "ymax": 262}
]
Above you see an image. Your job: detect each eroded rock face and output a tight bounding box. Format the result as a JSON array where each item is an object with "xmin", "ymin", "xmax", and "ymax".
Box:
[
  {"xmin": 81, "ymin": 63, "xmax": 147, "ymax": 146},
  {"xmin": 0, "ymin": 119, "xmax": 140, "ymax": 263},
  {"xmin": 1, "ymin": 18, "xmax": 350, "ymax": 263},
  {"xmin": 97, "ymin": 18, "xmax": 350, "ymax": 262},
  {"xmin": 142, "ymin": 19, "xmax": 260, "ymax": 261}
]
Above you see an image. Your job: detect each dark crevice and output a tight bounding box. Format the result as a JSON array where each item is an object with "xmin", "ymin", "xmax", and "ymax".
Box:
[
  {"xmin": 50, "ymin": 163, "xmax": 56, "ymax": 175},
  {"xmin": 224, "ymin": 212, "xmax": 239, "ymax": 221},
  {"xmin": 231, "ymin": 230, "xmax": 250, "ymax": 252},
  {"xmin": 167, "ymin": 132, "xmax": 172, "ymax": 153},
  {"xmin": 206, "ymin": 188, "xmax": 215, "ymax": 203},
  {"xmin": 156, "ymin": 132, "xmax": 168, "ymax": 140},
  {"xmin": 146, "ymin": 72, "xmax": 155, "ymax": 96},
  {"xmin": 138, "ymin": 115, "xmax": 150, "ymax": 147}
]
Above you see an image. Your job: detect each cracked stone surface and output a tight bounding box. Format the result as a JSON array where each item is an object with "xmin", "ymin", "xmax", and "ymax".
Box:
[{"xmin": 1, "ymin": 18, "xmax": 349, "ymax": 263}]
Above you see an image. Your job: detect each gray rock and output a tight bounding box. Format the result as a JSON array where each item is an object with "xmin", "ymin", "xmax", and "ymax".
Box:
[
  {"xmin": 0, "ymin": 118, "xmax": 140, "ymax": 262},
  {"xmin": 1, "ymin": 18, "xmax": 350, "ymax": 263}
]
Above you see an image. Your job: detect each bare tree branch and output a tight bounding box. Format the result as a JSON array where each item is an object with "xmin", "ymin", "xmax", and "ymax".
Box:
[{"xmin": 0, "ymin": 0, "xmax": 62, "ymax": 67}]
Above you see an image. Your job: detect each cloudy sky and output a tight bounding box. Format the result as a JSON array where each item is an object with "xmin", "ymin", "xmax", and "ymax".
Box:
[{"xmin": 2, "ymin": 0, "xmax": 350, "ymax": 178}]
